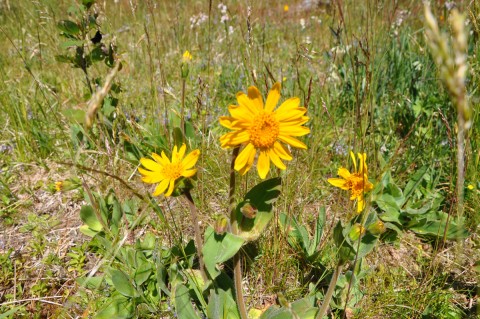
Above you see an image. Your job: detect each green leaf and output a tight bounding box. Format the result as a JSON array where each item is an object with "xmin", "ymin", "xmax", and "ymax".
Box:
[
  {"xmin": 259, "ymin": 306, "xmax": 292, "ymax": 319},
  {"xmin": 134, "ymin": 261, "xmax": 152, "ymax": 286},
  {"xmin": 310, "ymin": 207, "xmax": 326, "ymax": 256},
  {"xmin": 403, "ymin": 166, "xmax": 428, "ymax": 201},
  {"xmin": 279, "ymin": 212, "xmax": 310, "ymax": 256},
  {"xmin": 355, "ymin": 233, "xmax": 378, "ymax": 259},
  {"xmin": 203, "ymin": 226, "xmax": 245, "ymax": 278},
  {"xmin": 207, "ymin": 288, "xmax": 241, "ymax": 319},
  {"xmin": 79, "ymin": 224, "xmax": 98, "ymax": 237},
  {"xmin": 0, "ymin": 306, "xmax": 22, "ymax": 319},
  {"xmin": 61, "ymin": 108, "xmax": 85, "ymax": 124},
  {"xmin": 111, "ymin": 269, "xmax": 136, "ymax": 298},
  {"xmin": 111, "ymin": 194, "xmax": 123, "ymax": 233},
  {"xmin": 259, "ymin": 297, "xmax": 318, "ymax": 319},
  {"xmin": 76, "ymin": 276, "xmax": 104, "ymax": 290},
  {"xmin": 60, "ymin": 40, "xmax": 84, "ymax": 49},
  {"xmin": 290, "ymin": 296, "xmax": 318, "ymax": 319},
  {"xmin": 174, "ymin": 284, "xmax": 201, "ymax": 319},
  {"xmin": 57, "ymin": 20, "xmax": 81, "ymax": 35},
  {"xmin": 409, "ymin": 214, "xmax": 469, "ymax": 240},
  {"xmin": 94, "ymin": 294, "xmax": 134, "ymax": 319},
  {"xmin": 236, "ymin": 177, "xmax": 282, "ymax": 241},
  {"xmin": 80, "ymin": 205, "xmax": 103, "ymax": 232}
]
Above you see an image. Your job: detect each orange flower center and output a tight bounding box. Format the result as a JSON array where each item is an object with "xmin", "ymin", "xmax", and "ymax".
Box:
[
  {"xmin": 249, "ymin": 112, "xmax": 280, "ymax": 149},
  {"xmin": 161, "ymin": 163, "xmax": 182, "ymax": 180},
  {"xmin": 345, "ymin": 173, "xmax": 372, "ymax": 199}
]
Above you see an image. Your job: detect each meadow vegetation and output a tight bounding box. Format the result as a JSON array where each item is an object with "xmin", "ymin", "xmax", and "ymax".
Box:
[{"xmin": 0, "ymin": 0, "xmax": 479, "ymax": 318}]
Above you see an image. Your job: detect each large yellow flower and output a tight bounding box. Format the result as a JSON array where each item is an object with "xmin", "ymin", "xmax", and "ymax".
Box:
[
  {"xmin": 139, "ymin": 144, "xmax": 200, "ymax": 197},
  {"xmin": 328, "ymin": 152, "xmax": 374, "ymax": 213},
  {"xmin": 219, "ymin": 83, "xmax": 310, "ymax": 179}
]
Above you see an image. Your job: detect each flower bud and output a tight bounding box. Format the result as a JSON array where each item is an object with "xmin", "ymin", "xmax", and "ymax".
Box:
[
  {"xmin": 240, "ymin": 202, "xmax": 257, "ymax": 219},
  {"xmin": 348, "ymin": 223, "xmax": 366, "ymax": 241},
  {"xmin": 181, "ymin": 50, "xmax": 192, "ymax": 78},
  {"xmin": 368, "ymin": 220, "xmax": 386, "ymax": 236},
  {"xmin": 214, "ymin": 215, "xmax": 229, "ymax": 235}
]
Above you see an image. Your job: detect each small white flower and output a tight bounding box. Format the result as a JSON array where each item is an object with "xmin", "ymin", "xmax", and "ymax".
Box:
[{"xmin": 300, "ymin": 18, "xmax": 306, "ymax": 30}]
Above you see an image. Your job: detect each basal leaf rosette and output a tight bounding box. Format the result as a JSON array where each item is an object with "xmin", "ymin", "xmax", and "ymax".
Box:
[{"xmin": 219, "ymin": 83, "xmax": 310, "ymax": 179}]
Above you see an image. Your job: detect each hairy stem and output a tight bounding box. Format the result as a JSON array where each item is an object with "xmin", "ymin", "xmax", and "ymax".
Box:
[
  {"xmin": 184, "ymin": 189, "xmax": 207, "ymax": 282},
  {"xmin": 316, "ymin": 263, "xmax": 343, "ymax": 319},
  {"xmin": 228, "ymin": 147, "xmax": 247, "ymax": 319},
  {"xmin": 180, "ymin": 78, "xmax": 186, "ymax": 141}
]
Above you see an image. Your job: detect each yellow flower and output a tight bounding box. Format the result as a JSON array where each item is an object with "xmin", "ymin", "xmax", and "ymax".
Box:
[
  {"xmin": 328, "ymin": 152, "xmax": 374, "ymax": 213},
  {"xmin": 219, "ymin": 83, "xmax": 310, "ymax": 179},
  {"xmin": 182, "ymin": 50, "xmax": 192, "ymax": 63},
  {"xmin": 55, "ymin": 181, "xmax": 63, "ymax": 192},
  {"xmin": 467, "ymin": 184, "xmax": 474, "ymax": 190},
  {"xmin": 139, "ymin": 144, "xmax": 200, "ymax": 197},
  {"xmin": 284, "ymin": 4, "xmax": 289, "ymax": 12}
]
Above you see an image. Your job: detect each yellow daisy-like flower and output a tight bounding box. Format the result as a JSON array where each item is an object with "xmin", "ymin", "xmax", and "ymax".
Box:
[
  {"xmin": 219, "ymin": 83, "xmax": 310, "ymax": 179},
  {"xmin": 328, "ymin": 152, "xmax": 374, "ymax": 213},
  {"xmin": 55, "ymin": 181, "xmax": 63, "ymax": 192},
  {"xmin": 139, "ymin": 144, "xmax": 200, "ymax": 197},
  {"xmin": 182, "ymin": 50, "xmax": 192, "ymax": 62}
]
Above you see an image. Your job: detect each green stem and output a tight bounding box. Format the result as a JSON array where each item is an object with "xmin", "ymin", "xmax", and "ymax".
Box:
[
  {"xmin": 180, "ymin": 78, "xmax": 186, "ymax": 141},
  {"xmin": 316, "ymin": 263, "xmax": 343, "ymax": 319},
  {"xmin": 228, "ymin": 147, "xmax": 247, "ymax": 319},
  {"xmin": 184, "ymin": 189, "xmax": 207, "ymax": 282}
]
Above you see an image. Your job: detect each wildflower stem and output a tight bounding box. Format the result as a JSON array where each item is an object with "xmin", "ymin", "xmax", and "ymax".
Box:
[
  {"xmin": 184, "ymin": 189, "xmax": 207, "ymax": 282},
  {"xmin": 316, "ymin": 263, "xmax": 343, "ymax": 319},
  {"xmin": 228, "ymin": 147, "xmax": 248, "ymax": 319},
  {"xmin": 180, "ymin": 78, "xmax": 186, "ymax": 141}
]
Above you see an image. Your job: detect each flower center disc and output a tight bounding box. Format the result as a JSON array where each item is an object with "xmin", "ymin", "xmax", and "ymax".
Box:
[
  {"xmin": 346, "ymin": 173, "xmax": 367, "ymax": 197},
  {"xmin": 161, "ymin": 163, "xmax": 182, "ymax": 179},
  {"xmin": 249, "ymin": 112, "xmax": 280, "ymax": 148}
]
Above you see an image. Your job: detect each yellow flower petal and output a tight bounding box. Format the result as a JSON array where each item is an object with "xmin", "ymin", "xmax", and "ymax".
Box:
[
  {"xmin": 337, "ymin": 167, "xmax": 351, "ymax": 179},
  {"xmin": 257, "ymin": 150, "xmax": 270, "ymax": 179},
  {"xmin": 229, "ymin": 104, "xmax": 256, "ymax": 122},
  {"xmin": 350, "ymin": 151, "xmax": 357, "ymax": 172},
  {"xmin": 152, "ymin": 152, "xmax": 169, "ymax": 166},
  {"xmin": 275, "ymin": 97, "xmax": 300, "ymax": 115},
  {"xmin": 220, "ymin": 130, "xmax": 250, "ymax": 147},
  {"xmin": 236, "ymin": 92, "xmax": 261, "ymax": 117},
  {"xmin": 182, "ymin": 149, "xmax": 200, "ymax": 170},
  {"xmin": 247, "ymin": 86, "xmax": 264, "ymax": 111},
  {"xmin": 182, "ymin": 169, "xmax": 197, "ymax": 178},
  {"xmin": 278, "ymin": 134, "xmax": 307, "ymax": 149},
  {"xmin": 328, "ymin": 178, "xmax": 348, "ymax": 190},
  {"xmin": 165, "ymin": 179, "xmax": 175, "ymax": 197},
  {"xmin": 265, "ymin": 82, "xmax": 281, "ymax": 113},
  {"xmin": 139, "ymin": 167, "xmax": 164, "ymax": 184},
  {"xmin": 273, "ymin": 141, "xmax": 292, "ymax": 160},
  {"xmin": 153, "ymin": 179, "xmax": 169, "ymax": 196},
  {"xmin": 140, "ymin": 158, "xmax": 162, "ymax": 171},
  {"xmin": 279, "ymin": 125, "xmax": 310, "ymax": 136},
  {"xmin": 268, "ymin": 148, "xmax": 286, "ymax": 170},
  {"xmin": 161, "ymin": 151, "xmax": 170, "ymax": 164},
  {"xmin": 219, "ymin": 116, "xmax": 234, "ymax": 129},
  {"xmin": 235, "ymin": 143, "xmax": 256, "ymax": 172},
  {"xmin": 357, "ymin": 197, "xmax": 365, "ymax": 213},
  {"xmin": 176, "ymin": 144, "xmax": 187, "ymax": 162}
]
